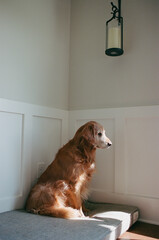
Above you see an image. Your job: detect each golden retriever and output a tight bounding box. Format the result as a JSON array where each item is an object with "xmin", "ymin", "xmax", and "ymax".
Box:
[{"xmin": 26, "ymin": 121, "xmax": 112, "ymax": 219}]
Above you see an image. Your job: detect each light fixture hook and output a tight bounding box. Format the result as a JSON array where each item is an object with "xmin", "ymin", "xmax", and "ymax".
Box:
[{"xmin": 111, "ymin": 2, "xmax": 119, "ymax": 19}]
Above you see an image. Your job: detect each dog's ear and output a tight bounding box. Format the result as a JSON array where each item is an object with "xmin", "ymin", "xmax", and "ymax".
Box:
[
  {"xmin": 73, "ymin": 121, "xmax": 97, "ymax": 149},
  {"xmin": 80, "ymin": 122, "xmax": 96, "ymax": 147},
  {"xmin": 83, "ymin": 124, "xmax": 94, "ymax": 143}
]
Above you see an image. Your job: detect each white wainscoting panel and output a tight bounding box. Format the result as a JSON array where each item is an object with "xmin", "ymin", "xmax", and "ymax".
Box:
[
  {"xmin": 0, "ymin": 100, "xmax": 159, "ymax": 224},
  {"xmin": 0, "ymin": 98, "xmax": 68, "ymax": 213},
  {"xmin": 125, "ymin": 116, "xmax": 159, "ymax": 199},
  {"xmin": 0, "ymin": 112, "xmax": 23, "ymax": 212},
  {"xmin": 69, "ymin": 106, "xmax": 159, "ymax": 224},
  {"xmin": 31, "ymin": 117, "xmax": 62, "ymax": 186}
]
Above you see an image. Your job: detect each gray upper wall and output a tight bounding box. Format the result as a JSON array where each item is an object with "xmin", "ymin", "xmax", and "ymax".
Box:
[
  {"xmin": 0, "ymin": 0, "xmax": 159, "ymax": 110},
  {"xmin": 0, "ymin": 0, "xmax": 70, "ymax": 110},
  {"xmin": 69, "ymin": 0, "xmax": 159, "ymax": 110}
]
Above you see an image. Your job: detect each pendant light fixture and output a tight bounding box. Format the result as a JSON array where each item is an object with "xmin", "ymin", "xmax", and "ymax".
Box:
[{"xmin": 105, "ymin": 0, "xmax": 123, "ymax": 56}]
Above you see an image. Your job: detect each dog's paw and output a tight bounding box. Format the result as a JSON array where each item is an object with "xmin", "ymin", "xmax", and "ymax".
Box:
[{"xmin": 65, "ymin": 208, "xmax": 83, "ymax": 219}]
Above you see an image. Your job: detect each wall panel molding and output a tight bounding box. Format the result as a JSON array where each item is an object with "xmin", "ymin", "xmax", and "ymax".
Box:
[
  {"xmin": 0, "ymin": 98, "xmax": 68, "ymax": 213},
  {"xmin": 69, "ymin": 105, "xmax": 159, "ymax": 224},
  {"xmin": 125, "ymin": 116, "xmax": 159, "ymax": 199},
  {"xmin": 0, "ymin": 111, "xmax": 23, "ymax": 200},
  {"xmin": 0, "ymin": 99, "xmax": 159, "ymax": 224}
]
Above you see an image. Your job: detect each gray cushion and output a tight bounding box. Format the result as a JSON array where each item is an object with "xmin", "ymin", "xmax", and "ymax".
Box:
[{"xmin": 0, "ymin": 201, "xmax": 139, "ymax": 240}]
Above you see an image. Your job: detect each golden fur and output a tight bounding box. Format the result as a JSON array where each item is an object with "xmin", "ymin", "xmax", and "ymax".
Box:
[{"xmin": 26, "ymin": 121, "xmax": 112, "ymax": 219}]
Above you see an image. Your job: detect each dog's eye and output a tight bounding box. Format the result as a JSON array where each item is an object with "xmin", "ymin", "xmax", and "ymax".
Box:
[{"xmin": 98, "ymin": 132, "xmax": 102, "ymax": 137}]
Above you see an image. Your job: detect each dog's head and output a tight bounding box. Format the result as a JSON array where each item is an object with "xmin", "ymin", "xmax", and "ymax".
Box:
[{"xmin": 74, "ymin": 121, "xmax": 112, "ymax": 149}]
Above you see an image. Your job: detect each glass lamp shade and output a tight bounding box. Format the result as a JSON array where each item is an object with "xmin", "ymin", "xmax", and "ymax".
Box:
[{"xmin": 105, "ymin": 17, "xmax": 123, "ymax": 56}]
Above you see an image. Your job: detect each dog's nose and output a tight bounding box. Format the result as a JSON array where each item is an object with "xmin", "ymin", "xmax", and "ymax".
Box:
[{"xmin": 108, "ymin": 142, "xmax": 112, "ymax": 147}]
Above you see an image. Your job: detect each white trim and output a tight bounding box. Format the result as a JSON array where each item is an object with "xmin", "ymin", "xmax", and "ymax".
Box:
[
  {"xmin": 0, "ymin": 98, "xmax": 68, "ymax": 212},
  {"xmin": 69, "ymin": 105, "xmax": 159, "ymax": 224},
  {"xmin": 0, "ymin": 99, "xmax": 159, "ymax": 224}
]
